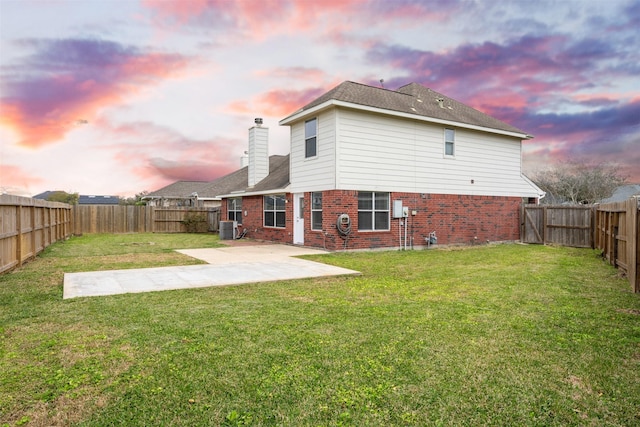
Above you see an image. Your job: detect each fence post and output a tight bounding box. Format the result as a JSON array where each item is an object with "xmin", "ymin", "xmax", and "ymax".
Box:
[
  {"xmin": 30, "ymin": 205, "xmax": 36, "ymax": 257},
  {"xmin": 630, "ymin": 198, "xmax": 639, "ymax": 293},
  {"xmin": 16, "ymin": 205, "xmax": 21, "ymax": 267}
]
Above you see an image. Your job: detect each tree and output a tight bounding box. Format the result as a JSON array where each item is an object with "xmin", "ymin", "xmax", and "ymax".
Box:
[
  {"xmin": 47, "ymin": 191, "xmax": 79, "ymax": 204},
  {"xmin": 119, "ymin": 191, "xmax": 149, "ymax": 205},
  {"xmin": 532, "ymin": 161, "xmax": 627, "ymax": 205}
]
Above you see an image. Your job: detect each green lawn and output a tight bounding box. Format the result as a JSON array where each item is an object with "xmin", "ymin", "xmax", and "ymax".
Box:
[{"xmin": 1, "ymin": 234, "xmax": 639, "ymax": 426}]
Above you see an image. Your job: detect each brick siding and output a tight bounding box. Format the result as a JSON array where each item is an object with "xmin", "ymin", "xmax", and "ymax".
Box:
[{"xmin": 223, "ymin": 191, "xmax": 523, "ymax": 250}]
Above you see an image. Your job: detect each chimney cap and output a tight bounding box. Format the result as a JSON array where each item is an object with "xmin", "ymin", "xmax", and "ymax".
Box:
[{"xmin": 254, "ymin": 117, "xmax": 263, "ymax": 126}]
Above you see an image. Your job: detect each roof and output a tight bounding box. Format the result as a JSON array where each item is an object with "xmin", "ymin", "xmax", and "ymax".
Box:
[
  {"xmin": 249, "ymin": 155, "xmax": 290, "ymax": 192},
  {"xmin": 33, "ymin": 191, "xmax": 56, "ymax": 200},
  {"xmin": 217, "ymin": 155, "xmax": 290, "ymax": 197},
  {"xmin": 78, "ymin": 195, "xmax": 120, "ymax": 205},
  {"xmin": 33, "ymin": 191, "xmax": 119, "ymax": 204},
  {"xmin": 145, "ymin": 181, "xmax": 210, "ymax": 199},
  {"xmin": 280, "ymin": 81, "xmax": 529, "ymax": 138},
  {"xmin": 600, "ymin": 184, "xmax": 640, "ymax": 203},
  {"xmin": 150, "ymin": 155, "xmax": 291, "ymax": 201}
]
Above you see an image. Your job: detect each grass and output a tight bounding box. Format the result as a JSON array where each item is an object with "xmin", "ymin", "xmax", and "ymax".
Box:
[{"xmin": 1, "ymin": 234, "xmax": 640, "ymax": 426}]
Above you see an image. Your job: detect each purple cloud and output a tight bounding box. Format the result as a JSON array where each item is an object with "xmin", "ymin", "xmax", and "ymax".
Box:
[
  {"xmin": 364, "ymin": 25, "xmax": 640, "ymax": 181},
  {"xmin": 1, "ymin": 37, "xmax": 191, "ymax": 148}
]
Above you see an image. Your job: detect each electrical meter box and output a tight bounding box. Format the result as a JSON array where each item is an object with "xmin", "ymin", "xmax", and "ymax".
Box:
[{"xmin": 393, "ymin": 200, "xmax": 403, "ymax": 218}]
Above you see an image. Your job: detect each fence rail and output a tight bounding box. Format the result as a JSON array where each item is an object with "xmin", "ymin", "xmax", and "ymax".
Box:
[
  {"xmin": 71, "ymin": 205, "xmax": 220, "ymax": 235},
  {"xmin": 523, "ymin": 199, "xmax": 639, "ymax": 293},
  {"xmin": 0, "ymin": 195, "xmax": 72, "ymax": 273}
]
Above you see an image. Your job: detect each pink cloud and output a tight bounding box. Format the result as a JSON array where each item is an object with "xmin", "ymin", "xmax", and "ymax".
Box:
[
  {"xmin": 0, "ymin": 38, "xmax": 192, "ymax": 149},
  {"xmin": 254, "ymin": 67, "xmax": 327, "ymax": 84},
  {"xmin": 0, "ymin": 165, "xmax": 45, "ymax": 195},
  {"xmin": 228, "ymin": 86, "xmax": 329, "ymax": 117},
  {"xmin": 142, "ymin": 0, "xmax": 445, "ymax": 44},
  {"xmin": 95, "ymin": 120, "xmax": 242, "ymax": 189}
]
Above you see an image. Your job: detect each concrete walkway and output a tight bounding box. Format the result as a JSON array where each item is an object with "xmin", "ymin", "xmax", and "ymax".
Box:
[{"xmin": 63, "ymin": 245, "xmax": 360, "ymax": 299}]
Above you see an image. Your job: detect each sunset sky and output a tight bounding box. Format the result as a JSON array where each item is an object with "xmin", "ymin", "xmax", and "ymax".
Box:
[{"xmin": 1, "ymin": 0, "xmax": 638, "ymax": 198}]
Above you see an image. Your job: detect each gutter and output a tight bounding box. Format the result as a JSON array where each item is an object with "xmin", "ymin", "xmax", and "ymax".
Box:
[{"xmin": 217, "ymin": 185, "xmax": 290, "ymax": 199}]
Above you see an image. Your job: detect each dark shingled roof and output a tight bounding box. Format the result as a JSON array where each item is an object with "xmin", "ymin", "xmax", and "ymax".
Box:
[
  {"xmin": 284, "ymin": 81, "xmax": 528, "ymax": 136},
  {"xmin": 78, "ymin": 195, "xmax": 120, "ymax": 205},
  {"xmin": 146, "ymin": 181, "xmax": 210, "ymax": 198},
  {"xmin": 249, "ymin": 155, "xmax": 290, "ymax": 192},
  {"xmin": 149, "ymin": 155, "xmax": 291, "ymax": 199},
  {"xmin": 217, "ymin": 154, "xmax": 290, "ymax": 195}
]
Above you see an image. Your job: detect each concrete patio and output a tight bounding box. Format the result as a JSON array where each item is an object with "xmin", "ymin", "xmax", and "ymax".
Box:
[{"xmin": 63, "ymin": 244, "xmax": 359, "ymax": 299}]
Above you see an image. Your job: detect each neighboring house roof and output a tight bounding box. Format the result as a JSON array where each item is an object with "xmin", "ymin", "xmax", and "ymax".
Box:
[
  {"xmin": 280, "ymin": 81, "xmax": 530, "ymax": 138},
  {"xmin": 600, "ymin": 184, "xmax": 640, "ymax": 203},
  {"xmin": 78, "ymin": 195, "xmax": 120, "ymax": 205},
  {"xmin": 145, "ymin": 181, "xmax": 209, "ymax": 199},
  {"xmin": 33, "ymin": 191, "xmax": 119, "ymax": 204},
  {"xmin": 32, "ymin": 191, "xmax": 56, "ymax": 200}
]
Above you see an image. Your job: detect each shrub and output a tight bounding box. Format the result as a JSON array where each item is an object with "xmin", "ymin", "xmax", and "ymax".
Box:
[{"xmin": 181, "ymin": 211, "xmax": 209, "ymax": 233}]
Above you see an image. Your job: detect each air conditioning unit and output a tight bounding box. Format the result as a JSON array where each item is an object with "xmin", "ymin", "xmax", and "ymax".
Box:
[{"xmin": 219, "ymin": 221, "xmax": 237, "ymax": 240}]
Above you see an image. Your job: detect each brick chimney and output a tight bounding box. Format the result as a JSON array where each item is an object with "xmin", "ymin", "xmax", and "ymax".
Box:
[{"xmin": 248, "ymin": 118, "xmax": 268, "ymax": 187}]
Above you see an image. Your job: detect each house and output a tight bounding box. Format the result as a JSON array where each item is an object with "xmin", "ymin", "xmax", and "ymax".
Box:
[
  {"xmin": 600, "ymin": 184, "xmax": 640, "ymax": 204},
  {"xmin": 143, "ymin": 181, "xmax": 212, "ymax": 207},
  {"xmin": 33, "ymin": 191, "xmax": 119, "ymax": 205},
  {"xmin": 78, "ymin": 195, "xmax": 120, "ymax": 205},
  {"xmin": 143, "ymin": 163, "xmax": 263, "ymax": 208},
  {"xmin": 217, "ymin": 81, "xmax": 544, "ymax": 250}
]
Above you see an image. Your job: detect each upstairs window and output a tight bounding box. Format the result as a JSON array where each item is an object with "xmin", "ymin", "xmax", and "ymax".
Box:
[
  {"xmin": 228, "ymin": 198, "xmax": 242, "ymax": 225},
  {"xmin": 445, "ymin": 128, "xmax": 455, "ymax": 157},
  {"xmin": 358, "ymin": 192, "xmax": 390, "ymax": 231},
  {"xmin": 264, "ymin": 194, "xmax": 286, "ymax": 228},
  {"xmin": 305, "ymin": 118, "xmax": 317, "ymax": 158},
  {"xmin": 311, "ymin": 192, "xmax": 323, "ymax": 230}
]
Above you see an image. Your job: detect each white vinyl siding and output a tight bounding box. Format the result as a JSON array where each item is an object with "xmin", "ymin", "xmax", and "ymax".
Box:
[
  {"xmin": 289, "ymin": 109, "xmax": 336, "ymax": 192},
  {"xmin": 334, "ymin": 108, "xmax": 538, "ymax": 197}
]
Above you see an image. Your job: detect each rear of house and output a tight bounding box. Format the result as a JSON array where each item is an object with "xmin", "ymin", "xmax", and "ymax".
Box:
[{"xmin": 219, "ymin": 81, "xmax": 543, "ymax": 250}]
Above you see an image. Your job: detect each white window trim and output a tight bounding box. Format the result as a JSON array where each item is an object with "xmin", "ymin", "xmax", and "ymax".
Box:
[
  {"xmin": 311, "ymin": 192, "xmax": 323, "ymax": 231},
  {"xmin": 305, "ymin": 118, "xmax": 318, "ymax": 159},
  {"xmin": 444, "ymin": 128, "xmax": 455, "ymax": 158},
  {"xmin": 263, "ymin": 194, "xmax": 286, "ymax": 228},
  {"xmin": 228, "ymin": 197, "xmax": 242, "ymax": 225},
  {"xmin": 357, "ymin": 192, "xmax": 390, "ymax": 232}
]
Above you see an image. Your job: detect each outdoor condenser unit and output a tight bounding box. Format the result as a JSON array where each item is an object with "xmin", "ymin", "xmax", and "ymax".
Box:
[{"xmin": 219, "ymin": 221, "xmax": 237, "ymax": 240}]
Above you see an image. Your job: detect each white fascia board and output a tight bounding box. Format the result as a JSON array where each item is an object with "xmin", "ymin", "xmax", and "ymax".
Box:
[
  {"xmin": 280, "ymin": 100, "xmax": 532, "ymax": 140},
  {"xmin": 217, "ymin": 186, "xmax": 290, "ymax": 199},
  {"xmin": 521, "ymin": 174, "xmax": 546, "ymax": 199}
]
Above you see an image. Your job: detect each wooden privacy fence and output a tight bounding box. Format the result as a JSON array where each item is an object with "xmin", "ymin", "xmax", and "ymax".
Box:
[
  {"xmin": 72, "ymin": 205, "xmax": 220, "ymax": 234},
  {"xmin": 594, "ymin": 198, "xmax": 639, "ymax": 293},
  {"xmin": 521, "ymin": 204, "xmax": 593, "ymax": 247},
  {"xmin": 0, "ymin": 195, "xmax": 72, "ymax": 273},
  {"xmin": 522, "ymin": 199, "xmax": 640, "ymax": 293}
]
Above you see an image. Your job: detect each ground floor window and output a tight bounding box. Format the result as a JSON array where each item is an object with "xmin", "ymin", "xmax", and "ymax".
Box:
[
  {"xmin": 264, "ymin": 194, "xmax": 286, "ymax": 228},
  {"xmin": 358, "ymin": 192, "xmax": 389, "ymax": 231},
  {"xmin": 311, "ymin": 192, "xmax": 322, "ymax": 230},
  {"xmin": 228, "ymin": 198, "xmax": 242, "ymax": 225}
]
